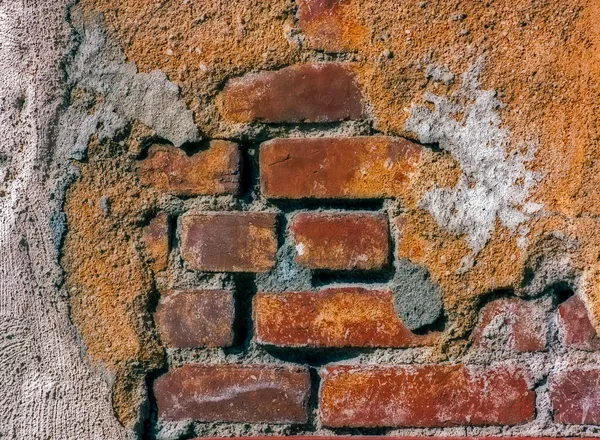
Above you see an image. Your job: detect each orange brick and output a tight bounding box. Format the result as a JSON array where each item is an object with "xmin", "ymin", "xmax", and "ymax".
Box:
[
  {"xmin": 320, "ymin": 364, "xmax": 535, "ymax": 427},
  {"xmin": 254, "ymin": 288, "xmax": 439, "ymax": 348},
  {"xmin": 291, "ymin": 212, "xmax": 390, "ymax": 270},
  {"xmin": 260, "ymin": 137, "xmax": 423, "ymax": 199},
  {"xmin": 218, "ymin": 63, "xmax": 364, "ymax": 123},
  {"xmin": 138, "ymin": 141, "xmax": 240, "ymax": 196}
]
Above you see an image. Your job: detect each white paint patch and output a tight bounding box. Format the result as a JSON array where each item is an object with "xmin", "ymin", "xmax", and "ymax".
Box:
[
  {"xmin": 295, "ymin": 242, "xmax": 305, "ymax": 256},
  {"xmin": 405, "ymin": 58, "xmax": 541, "ymax": 256}
]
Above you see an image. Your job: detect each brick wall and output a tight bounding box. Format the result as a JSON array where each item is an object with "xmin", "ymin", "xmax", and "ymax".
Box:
[{"xmin": 130, "ymin": 61, "xmax": 600, "ymax": 438}]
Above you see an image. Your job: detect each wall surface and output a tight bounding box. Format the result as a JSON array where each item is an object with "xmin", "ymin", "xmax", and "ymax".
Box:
[{"xmin": 2, "ymin": 0, "xmax": 600, "ymax": 439}]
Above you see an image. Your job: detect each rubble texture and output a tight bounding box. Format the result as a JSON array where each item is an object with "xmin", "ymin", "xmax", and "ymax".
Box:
[{"xmin": 3, "ymin": 0, "xmax": 600, "ymax": 439}]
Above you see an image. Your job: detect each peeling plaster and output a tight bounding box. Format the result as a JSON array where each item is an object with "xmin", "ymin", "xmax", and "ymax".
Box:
[{"xmin": 405, "ymin": 58, "xmax": 543, "ymax": 256}]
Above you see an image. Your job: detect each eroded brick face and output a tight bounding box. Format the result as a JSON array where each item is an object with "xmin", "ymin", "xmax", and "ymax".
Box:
[
  {"xmin": 320, "ymin": 364, "xmax": 535, "ymax": 427},
  {"xmin": 154, "ymin": 365, "xmax": 311, "ymax": 423},
  {"xmin": 142, "ymin": 212, "xmax": 170, "ymax": 272},
  {"xmin": 471, "ymin": 298, "xmax": 548, "ymax": 352},
  {"xmin": 138, "ymin": 141, "xmax": 240, "ymax": 196},
  {"xmin": 557, "ymin": 295, "xmax": 600, "ymax": 351},
  {"xmin": 180, "ymin": 212, "xmax": 278, "ymax": 272},
  {"xmin": 260, "ymin": 137, "xmax": 423, "ymax": 199},
  {"xmin": 549, "ymin": 369, "xmax": 600, "ymax": 424},
  {"xmin": 155, "ymin": 290, "xmax": 234, "ymax": 348},
  {"xmin": 291, "ymin": 212, "xmax": 390, "ymax": 270},
  {"xmin": 218, "ymin": 63, "xmax": 365, "ymax": 123}
]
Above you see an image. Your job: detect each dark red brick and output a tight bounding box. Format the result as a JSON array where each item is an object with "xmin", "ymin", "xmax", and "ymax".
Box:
[
  {"xmin": 217, "ymin": 63, "xmax": 365, "ymax": 123},
  {"xmin": 557, "ymin": 295, "xmax": 600, "ymax": 351},
  {"xmin": 154, "ymin": 365, "xmax": 311, "ymax": 423},
  {"xmin": 291, "ymin": 212, "xmax": 390, "ymax": 270},
  {"xmin": 319, "ymin": 364, "xmax": 535, "ymax": 427},
  {"xmin": 155, "ymin": 290, "xmax": 234, "ymax": 348},
  {"xmin": 180, "ymin": 212, "xmax": 277, "ymax": 272},
  {"xmin": 254, "ymin": 288, "xmax": 438, "ymax": 348},
  {"xmin": 142, "ymin": 212, "xmax": 170, "ymax": 272},
  {"xmin": 260, "ymin": 137, "xmax": 423, "ymax": 199},
  {"xmin": 138, "ymin": 141, "xmax": 240, "ymax": 196},
  {"xmin": 192, "ymin": 438, "xmax": 576, "ymax": 440},
  {"xmin": 471, "ymin": 298, "xmax": 547, "ymax": 352},
  {"xmin": 549, "ymin": 368, "xmax": 600, "ymax": 424},
  {"xmin": 297, "ymin": 0, "xmax": 367, "ymax": 51}
]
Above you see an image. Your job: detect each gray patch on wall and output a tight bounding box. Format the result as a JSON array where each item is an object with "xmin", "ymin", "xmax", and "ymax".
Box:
[
  {"xmin": 392, "ymin": 259, "xmax": 443, "ymax": 330},
  {"xmin": 404, "ymin": 57, "xmax": 542, "ymax": 261},
  {"xmin": 59, "ymin": 12, "xmax": 199, "ymax": 163}
]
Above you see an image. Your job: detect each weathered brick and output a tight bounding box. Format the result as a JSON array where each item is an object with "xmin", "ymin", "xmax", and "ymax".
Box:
[
  {"xmin": 549, "ymin": 369, "xmax": 600, "ymax": 424},
  {"xmin": 180, "ymin": 212, "xmax": 277, "ymax": 272},
  {"xmin": 297, "ymin": 0, "xmax": 367, "ymax": 52},
  {"xmin": 217, "ymin": 63, "xmax": 365, "ymax": 123},
  {"xmin": 557, "ymin": 295, "xmax": 600, "ymax": 351},
  {"xmin": 291, "ymin": 212, "xmax": 390, "ymax": 270},
  {"xmin": 254, "ymin": 288, "xmax": 438, "ymax": 348},
  {"xmin": 154, "ymin": 365, "xmax": 311, "ymax": 423},
  {"xmin": 142, "ymin": 212, "xmax": 170, "ymax": 272},
  {"xmin": 138, "ymin": 141, "xmax": 240, "ymax": 196},
  {"xmin": 155, "ymin": 290, "xmax": 234, "ymax": 348},
  {"xmin": 260, "ymin": 137, "xmax": 423, "ymax": 199},
  {"xmin": 471, "ymin": 298, "xmax": 547, "ymax": 352},
  {"xmin": 320, "ymin": 364, "xmax": 535, "ymax": 427}
]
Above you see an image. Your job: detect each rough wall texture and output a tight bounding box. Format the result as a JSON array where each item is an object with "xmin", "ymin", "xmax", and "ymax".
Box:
[{"xmin": 3, "ymin": 0, "xmax": 600, "ymax": 439}]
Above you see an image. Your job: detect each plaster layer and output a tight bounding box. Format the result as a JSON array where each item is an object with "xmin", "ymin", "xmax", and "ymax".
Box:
[{"xmin": 0, "ymin": 0, "xmax": 132, "ymax": 438}]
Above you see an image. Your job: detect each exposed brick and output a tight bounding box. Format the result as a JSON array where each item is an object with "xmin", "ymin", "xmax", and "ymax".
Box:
[
  {"xmin": 297, "ymin": 0, "xmax": 367, "ymax": 51},
  {"xmin": 557, "ymin": 295, "xmax": 600, "ymax": 351},
  {"xmin": 471, "ymin": 298, "xmax": 547, "ymax": 352},
  {"xmin": 154, "ymin": 365, "xmax": 311, "ymax": 423},
  {"xmin": 142, "ymin": 212, "xmax": 170, "ymax": 272},
  {"xmin": 320, "ymin": 364, "xmax": 535, "ymax": 427},
  {"xmin": 180, "ymin": 212, "xmax": 277, "ymax": 272},
  {"xmin": 291, "ymin": 212, "xmax": 390, "ymax": 270},
  {"xmin": 138, "ymin": 141, "xmax": 240, "ymax": 196},
  {"xmin": 260, "ymin": 137, "xmax": 423, "ymax": 199},
  {"xmin": 254, "ymin": 288, "xmax": 438, "ymax": 348},
  {"xmin": 549, "ymin": 368, "xmax": 600, "ymax": 424},
  {"xmin": 155, "ymin": 290, "xmax": 234, "ymax": 348},
  {"xmin": 217, "ymin": 63, "xmax": 365, "ymax": 123}
]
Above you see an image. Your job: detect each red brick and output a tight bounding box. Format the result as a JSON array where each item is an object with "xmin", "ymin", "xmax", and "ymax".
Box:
[
  {"xmin": 297, "ymin": 0, "xmax": 367, "ymax": 52},
  {"xmin": 155, "ymin": 290, "xmax": 234, "ymax": 348},
  {"xmin": 254, "ymin": 288, "xmax": 438, "ymax": 348},
  {"xmin": 142, "ymin": 212, "xmax": 170, "ymax": 272},
  {"xmin": 291, "ymin": 212, "xmax": 390, "ymax": 270},
  {"xmin": 319, "ymin": 364, "xmax": 535, "ymax": 427},
  {"xmin": 549, "ymin": 368, "xmax": 600, "ymax": 424},
  {"xmin": 471, "ymin": 298, "xmax": 547, "ymax": 352},
  {"xmin": 260, "ymin": 137, "xmax": 423, "ymax": 199},
  {"xmin": 154, "ymin": 365, "xmax": 311, "ymax": 423},
  {"xmin": 557, "ymin": 295, "xmax": 600, "ymax": 351},
  {"xmin": 180, "ymin": 212, "xmax": 277, "ymax": 272},
  {"xmin": 217, "ymin": 63, "xmax": 364, "ymax": 123},
  {"xmin": 138, "ymin": 141, "xmax": 240, "ymax": 196},
  {"xmin": 192, "ymin": 438, "xmax": 576, "ymax": 440}
]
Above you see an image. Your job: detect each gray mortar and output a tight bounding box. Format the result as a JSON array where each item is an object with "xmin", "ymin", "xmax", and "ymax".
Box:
[
  {"xmin": 391, "ymin": 259, "xmax": 443, "ymax": 330},
  {"xmin": 59, "ymin": 12, "xmax": 199, "ymax": 155},
  {"xmin": 405, "ymin": 57, "xmax": 543, "ymax": 258}
]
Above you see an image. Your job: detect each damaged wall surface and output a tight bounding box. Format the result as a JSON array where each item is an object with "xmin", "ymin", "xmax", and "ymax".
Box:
[{"xmin": 2, "ymin": 0, "xmax": 600, "ymax": 439}]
